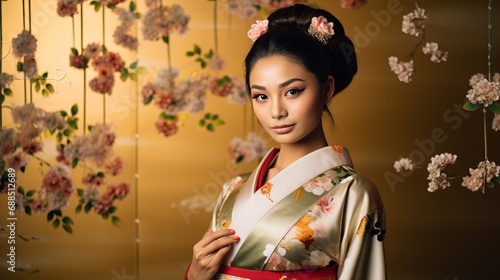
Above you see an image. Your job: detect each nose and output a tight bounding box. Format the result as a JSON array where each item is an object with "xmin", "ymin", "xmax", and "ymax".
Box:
[{"xmin": 271, "ymin": 98, "xmax": 288, "ymax": 120}]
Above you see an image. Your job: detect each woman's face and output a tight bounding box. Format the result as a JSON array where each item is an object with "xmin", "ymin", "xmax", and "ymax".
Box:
[{"xmin": 249, "ymin": 55, "xmax": 330, "ymax": 145}]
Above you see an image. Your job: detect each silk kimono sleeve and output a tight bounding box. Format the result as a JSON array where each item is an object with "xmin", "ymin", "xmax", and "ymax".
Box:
[{"xmin": 337, "ymin": 174, "xmax": 386, "ymax": 280}]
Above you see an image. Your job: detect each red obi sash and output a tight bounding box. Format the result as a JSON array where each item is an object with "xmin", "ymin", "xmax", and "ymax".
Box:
[{"xmin": 214, "ymin": 265, "xmax": 338, "ymax": 280}]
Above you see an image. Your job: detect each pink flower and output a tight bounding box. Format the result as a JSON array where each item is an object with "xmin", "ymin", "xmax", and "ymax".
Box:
[
  {"xmin": 5, "ymin": 149, "xmax": 29, "ymax": 171},
  {"xmin": 208, "ymin": 54, "xmax": 227, "ymax": 73},
  {"xmin": 340, "ymin": 0, "xmax": 367, "ymax": 9},
  {"xmin": 21, "ymin": 140, "xmax": 44, "ymax": 155},
  {"xmin": 40, "ymin": 164, "xmax": 75, "ymax": 210},
  {"xmin": 316, "ymin": 195, "xmax": 336, "ymax": 215},
  {"xmin": 422, "ymin": 42, "xmax": 448, "ymax": 63},
  {"xmin": 310, "ymin": 16, "xmax": 334, "ymax": 37},
  {"xmin": 141, "ymin": 82, "xmax": 157, "ymax": 104},
  {"xmin": 388, "ymin": 56, "xmax": 414, "ymax": 83},
  {"xmin": 394, "ymin": 158, "xmax": 414, "ymax": 172},
  {"xmin": 426, "ymin": 153, "xmax": 457, "ymax": 192},
  {"xmin": 83, "ymin": 42, "xmax": 102, "ymax": 58},
  {"xmin": 94, "ymin": 197, "xmax": 114, "ymax": 215},
  {"xmin": 466, "ymin": 78, "xmax": 500, "ymax": 107},
  {"xmin": 69, "ymin": 54, "xmax": 89, "ymax": 69},
  {"xmin": 104, "ymin": 156, "xmax": 125, "ymax": 176},
  {"xmin": 106, "ymin": 182, "xmax": 131, "ymax": 200},
  {"xmin": 154, "ymin": 92, "xmax": 174, "ymax": 110},
  {"xmin": 89, "ymin": 68, "xmax": 115, "ymax": 94},
  {"xmin": 0, "ymin": 129, "xmax": 17, "ymax": 158},
  {"xmin": 12, "ymin": 30, "xmax": 37, "ymax": 58},
  {"xmin": 57, "ymin": 0, "xmax": 81, "ymax": 17},
  {"xmin": 82, "ymin": 172, "xmax": 105, "ymax": 186},
  {"xmin": 208, "ymin": 77, "xmax": 234, "ymax": 97},
  {"xmin": 155, "ymin": 118, "xmax": 179, "ymax": 137},
  {"xmin": 247, "ymin": 20, "xmax": 268, "ymax": 41},
  {"xmin": 141, "ymin": 4, "xmax": 190, "ymax": 40},
  {"xmin": 492, "ymin": 114, "xmax": 500, "ymax": 131},
  {"xmin": 23, "ymin": 55, "xmax": 38, "ymax": 78},
  {"xmin": 462, "ymin": 160, "xmax": 500, "ymax": 192},
  {"xmin": 304, "ymin": 175, "xmax": 334, "ymax": 195},
  {"xmin": 402, "ymin": 8, "xmax": 427, "ymax": 37},
  {"xmin": 0, "ymin": 73, "xmax": 14, "ymax": 89}
]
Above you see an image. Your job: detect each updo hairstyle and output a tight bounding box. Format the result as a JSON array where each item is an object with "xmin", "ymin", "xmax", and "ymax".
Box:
[{"xmin": 244, "ymin": 4, "xmax": 358, "ymax": 97}]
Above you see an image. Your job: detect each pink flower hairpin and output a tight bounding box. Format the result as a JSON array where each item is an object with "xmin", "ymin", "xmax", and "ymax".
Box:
[
  {"xmin": 247, "ymin": 19, "xmax": 269, "ymax": 41},
  {"xmin": 308, "ymin": 16, "xmax": 334, "ymax": 45}
]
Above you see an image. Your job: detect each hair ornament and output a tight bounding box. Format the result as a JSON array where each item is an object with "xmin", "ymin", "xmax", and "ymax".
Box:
[
  {"xmin": 247, "ymin": 19, "xmax": 269, "ymax": 41},
  {"xmin": 308, "ymin": 16, "xmax": 335, "ymax": 45}
]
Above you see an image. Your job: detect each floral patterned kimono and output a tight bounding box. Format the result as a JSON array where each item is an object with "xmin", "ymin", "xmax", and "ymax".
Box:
[{"xmin": 212, "ymin": 145, "xmax": 386, "ymax": 280}]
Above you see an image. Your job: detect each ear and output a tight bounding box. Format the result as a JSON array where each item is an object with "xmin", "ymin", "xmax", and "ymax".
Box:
[{"xmin": 322, "ymin": 75, "xmax": 335, "ymax": 104}]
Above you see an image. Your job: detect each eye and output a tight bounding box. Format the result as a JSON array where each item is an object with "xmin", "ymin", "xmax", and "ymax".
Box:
[
  {"xmin": 251, "ymin": 93, "xmax": 268, "ymax": 102},
  {"xmin": 285, "ymin": 88, "xmax": 305, "ymax": 98}
]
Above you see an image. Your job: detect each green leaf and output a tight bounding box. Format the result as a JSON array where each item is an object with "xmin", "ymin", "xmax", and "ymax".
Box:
[
  {"xmin": 60, "ymin": 110, "xmax": 68, "ymax": 117},
  {"xmin": 0, "ymin": 94, "xmax": 4, "ymax": 104},
  {"xmin": 488, "ymin": 102, "xmax": 500, "ymax": 113},
  {"xmin": 54, "ymin": 209, "xmax": 62, "ymax": 217},
  {"xmin": 109, "ymin": 206, "xmax": 117, "ymax": 214},
  {"xmin": 47, "ymin": 211, "xmax": 55, "ymax": 222},
  {"xmin": 18, "ymin": 186, "xmax": 25, "ymax": 195},
  {"xmin": 204, "ymin": 49, "xmax": 214, "ymax": 59},
  {"xmin": 42, "ymin": 72, "xmax": 48, "ymax": 78},
  {"xmin": 71, "ymin": 158, "xmax": 79, "ymax": 168},
  {"xmin": 120, "ymin": 68, "xmax": 129, "ymax": 81},
  {"xmin": 42, "ymin": 89, "xmax": 48, "ymax": 96},
  {"xmin": 52, "ymin": 218, "xmax": 60, "ymax": 229},
  {"xmin": 186, "ymin": 51, "xmax": 195, "ymax": 57},
  {"xmin": 211, "ymin": 114, "xmax": 219, "ymax": 120},
  {"xmin": 130, "ymin": 1, "xmax": 136, "ymax": 11},
  {"xmin": 94, "ymin": 2, "xmax": 101, "ymax": 12},
  {"xmin": 200, "ymin": 60, "xmax": 207, "ymax": 69},
  {"xmin": 102, "ymin": 213, "xmax": 109, "ymax": 220},
  {"xmin": 193, "ymin": 44, "xmax": 201, "ymax": 55},
  {"xmin": 56, "ymin": 132, "xmax": 63, "ymax": 142},
  {"xmin": 111, "ymin": 216, "xmax": 121, "ymax": 227},
  {"xmin": 26, "ymin": 190, "xmax": 36, "ymax": 197},
  {"xmin": 207, "ymin": 123, "xmax": 214, "ymax": 132},
  {"xmin": 63, "ymin": 129, "xmax": 72, "ymax": 136},
  {"xmin": 62, "ymin": 224, "xmax": 73, "ymax": 234},
  {"xmin": 4, "ymin": 88, "xmax": 13, "ymax": 96},
  {"xmin": 25, "ymin": 205, "xmax": 32, "ymax": 215},
  {"xmin": 204, "ymin": 113, "xmax": 211, "ymax": 119},
  {"xmin": 214, "ymin": 119, "xmax": 225, "ymax": 126},
  {"xmin": 68, "ymin": 120, "xmax": 78, "ymax": 130},
  {"xmin": 463, "ymin": 100, "xmax": 480, "ymax": 111},
  {"xmin": 71, "ymin": 104, "xmax": 78, "ymax": 116},
  {"xmin": 84, "ymin": 202, "xmax": 92, "ymax": 213},
  {"xmin": 46, "ymin": 83, "xmax": 55, "ymax": 93},
  {"xmin": 62, "ymin": 216, "xmax": 74, "ymax": 225},
  {"xmin": 143, "ymin": 96, "xmax": 153, "ymax": 105},
  {"xmin": 487, "ymin": 181, "xmax": 494, "ymax": 188},
  {"xmin": 162, "ymin": 36, "xmax": 169, "ymax": 44},
  {"xmin": 77, "ymin": 188, "xmax": 84, "ymax": 196},
  {"xmin": 496, "ymin": 176, "xmax": 500, "ymax": 184},
  {"xmin": 97, "ymin": 172, "xmax": 105, "ymax": 178},
  {"xmin": 17, "ymin": 62, "xmax": 23, "ymax": 72},
  {"xmin": 71, "ymin": 47, "xmax": 79, "ymax": 56},
  {"xmin": 129, "ymin": 60, "xmax": 138, "ymax": 69},
  {"xmin": 129, "ymin": 73, "xmax": 137, "ymax": 81},
  {"xmin": 75, "ymin": 204, "xmax": 82, "ymax": 213},
  {"xmin": 198, "ymin": 119, "xmax": 206, "ymax": 127}
]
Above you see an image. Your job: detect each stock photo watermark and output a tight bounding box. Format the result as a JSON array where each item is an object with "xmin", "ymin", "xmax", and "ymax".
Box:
[{"xmin": 384, "ymin": 103, "xmax": 471, "ymax": 192}]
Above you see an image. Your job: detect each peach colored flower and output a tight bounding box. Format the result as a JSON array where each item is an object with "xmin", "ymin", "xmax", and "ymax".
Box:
[{"xmin": 247, "ymin": 20, "xmax": 268, "ymax": 41}]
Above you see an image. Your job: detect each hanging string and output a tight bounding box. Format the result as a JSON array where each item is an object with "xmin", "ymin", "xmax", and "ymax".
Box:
[
  {"xmin": 28, "ymin": 0, "xmax": 33, "ymax": 103},
  {"xmin": 81, "ymin": 3, "xmax": 87, "ymax": 135},
  {"xmin": 0, "ymin": 0, "xmax": 3, "ymax": 131},
  {"xmin": 102, "ymin": 7, "xmax": 106, "ymax": 124},
  {"xmin": 481, "ymin": 0, "xmax": 492, "ymax": 193},
  {"xmin": 22, "ymin": 0, "xmax": 27, "ymax": 104},
  {"xmin": 213, "ymin": 0, "xmax": 219, "ymax": 55},
  {"xmin": 132, "ymin": 3, "xmax": 141, "ymax": 278}
]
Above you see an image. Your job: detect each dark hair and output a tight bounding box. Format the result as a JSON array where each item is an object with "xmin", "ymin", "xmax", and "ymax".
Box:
[{"xmin": 244, "ymin": 4, "xmax": 357, "ymax": 98}]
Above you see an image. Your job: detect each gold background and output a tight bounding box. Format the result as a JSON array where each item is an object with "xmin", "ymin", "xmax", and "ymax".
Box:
[{"xmin": 1, "ymin": 0, "xmax": 499, "ymax": 279}]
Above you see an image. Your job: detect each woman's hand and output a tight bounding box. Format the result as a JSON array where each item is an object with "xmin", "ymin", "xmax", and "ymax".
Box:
[{"xmin": 187, "ymin": 228, "xmax": 240, "ymax": 280}]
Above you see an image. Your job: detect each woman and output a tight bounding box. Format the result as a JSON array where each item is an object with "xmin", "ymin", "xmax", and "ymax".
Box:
[{"xmin": 186, "ymin": 4, "xmax": 386, "ymax": 280}]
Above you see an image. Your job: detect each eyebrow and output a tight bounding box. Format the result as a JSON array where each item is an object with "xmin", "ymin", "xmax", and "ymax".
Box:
[{"xmin": 250, "ymin": 78, "xmax": 305, "ymax": 91}]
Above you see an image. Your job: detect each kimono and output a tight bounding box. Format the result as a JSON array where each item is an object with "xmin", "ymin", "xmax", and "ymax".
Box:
[{"xmin": 209, "ymin": 145, "xmax": 386, "ymax": 280}]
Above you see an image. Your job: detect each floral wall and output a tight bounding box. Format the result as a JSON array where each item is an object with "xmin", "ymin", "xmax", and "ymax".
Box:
[{"xmin": 0, "ymin": 0, "xmax": 499, "ymax": 280}]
